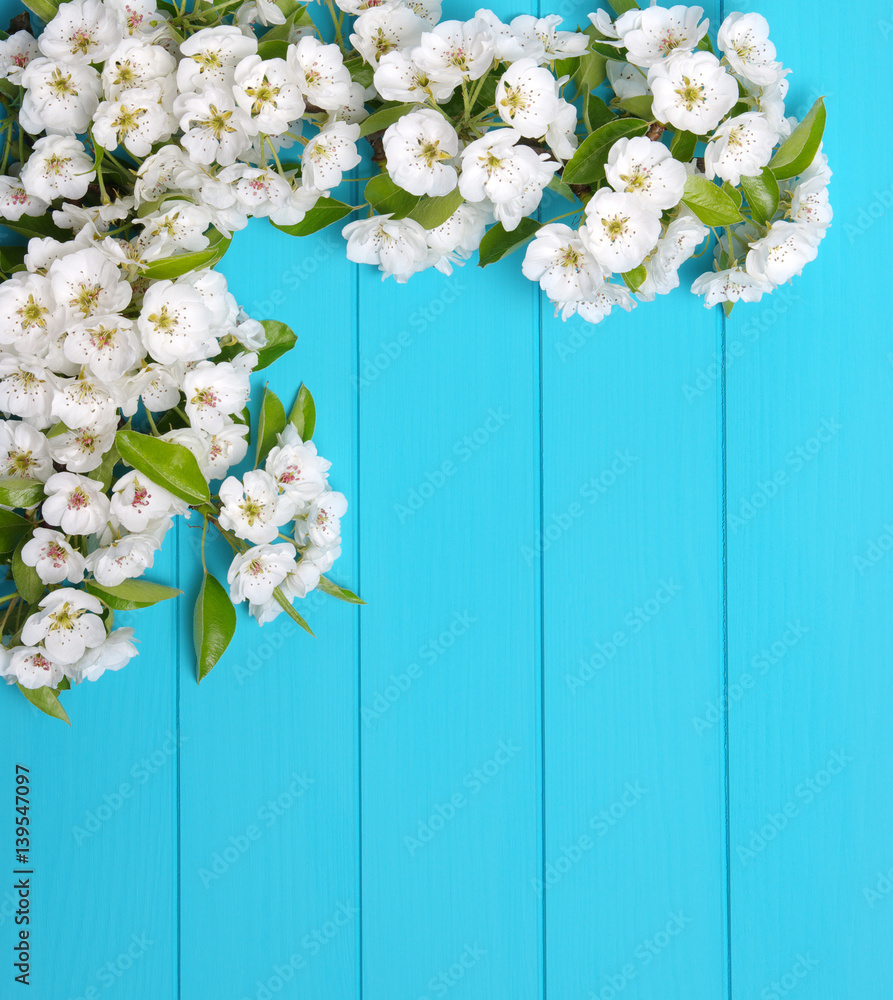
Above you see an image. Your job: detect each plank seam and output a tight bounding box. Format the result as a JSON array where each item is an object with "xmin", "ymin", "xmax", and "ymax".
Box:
[{"xmin": 354, "ymin": 221, "xmax": 363, "ymax": 1000}]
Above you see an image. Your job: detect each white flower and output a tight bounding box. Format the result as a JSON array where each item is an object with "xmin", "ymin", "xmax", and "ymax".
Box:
[
  {"xmin": 174, "ymin": 87, "xmax": 258, "ymax": 167},
  {"xmin": 691, "ymin": 266, "xmax": 773, "ymax": 307},
  {"xmin": 227, "ymin": 542, "xmax": 297, "ymax": 604},
  {"xmin": 350, "ymin": 1, "xmax": 429, "ymax": 67},
  {"xmin": 411, "ymin": 17, "xmax": 494, "ymax": 88},
  {"xmin": 373, "ymin": 49, "xmax": 454, "ymax": 103},
  {"xmin": 287, "ymin": 36, "xmax": 353, "ymax": 112},
  {"xmin": 0, "ymin": 31, "xmax": 39, "ymax": 85},
  {"xmin": 49, "ymin": 247, "xmax": 131, "ymax": 323},
  {"xmin": 301, "ymin": 122, "xmax": 362, "ymax": 192},
  {"xmin": 183, "ymin": 360, "xmax": 250, "ymax": 433},
  {"xmin": 22, "ymin": 528, "xmax": 85, "ymax": 585},
  {"xmin": 110, "ymin": 470, "xmax": 184, "ymax": 531},
  {"xmin": 134, "ymin": 144, "xmax": 205, "ymax": 207},
  {"xmin": 205, "ymin": 420, "xmax": 250, "ymax": 479},
  {"xmin": 425, "ymin": 202, "xmax": 487, "ymax": 275},
  {"xmin": 0, "ymin": 273, "xmax": 61, "ymax": 354},
  {"xmin": 218, "ymin": 469, "xmax": 297, "ymax": 544},
  {"xmin": 233, "ymin": 55, "xmax": 305, "ymax": 135},
  {"xmin": 85, "ymin": 532, "xmax": 159, "ymax": 587},
  {"xmin": 3, "ymin": 646, "xmax": 66, "ymax": 689},
  {"xmin": 73, "ymin": 627, "xmax": 138, "ymax": 683},
  {"xmin": 38, "ymin": 0, "xmax": 122, "ymax": 66},
  {"xmin": 558, "ymin": 282, "xmax": 637, "ymax": 324},
  {"xmin": 295, "ymin": 489, "xmax": 347, "ymax": 549},
  {"xmin": 0, "ymin": 356, "xmax": 56, "ymax": 426},
  {"xmin": 637, "ymin": 211, "xmax": 709, "ymax": 301},
  {"xmin": 49, "ymin": 420, "xmax": 118, "ymax": 474},
  {"xmin": 52, "ymin": 375, "xmax": 119, "ymax": 428},
  {"xmin": 20, "ymin": 136, "xmax": 96, "ymax": 203},
  {"xmin": 790, "ymin": 177, "xmax": 832, "ymax": 236},
  {"xmin": 138, "ymin": 279, "xmax": 216, "ymax": 364},
  {"xmin": 704, "ymin": 112, "xmax": 777, "ymax": 186},
  {"xmin": 0, "ymin": 421, "xmax": 52, "ymax": 481},
  {"xmin": 522, "ymin": 224, "xmax": 605, "ymax": 303},
  {"xmin": 92, "ymin": 87, "xmax": 172, "ymax": 157},
  {"xmin": 620, "ymin": 4, "xmax": 708, "ymax": 68},
  {"xmin": 265, "ymin": 426, "xmax": 331, "ymax": 508},
  {"xmin": 136, "ymin": 202, "xmax": 213, "ymax": 256},
  {"xmin": 745, "ymin": 220, "xmax": 819, "ymax": 286},
  {"xmin": 177, "ymin": 25, "xmax": 257, "ymax": 93},
  {"xmin": 504, "ymin": 13, "xmax": 588, "ymax": 64},
  {"xmin": 545, "ymin": 99, "xmax": 578, "ymax": 161},
  {"xmin": 342, "ymin": 215, "xmax": 431, "ymax": 282},
  {"xmin": 0, "ymin": 173, "xmax": 48, "ymax": 222},
  {"xmin": 101, "ymin": 38, "xmax": 177, "ymax": 100},
  {"xmin": 235, "ymin": 0, "xmax": 287, "ymax": 27},
  {"xmin": 605, "ymin": 135, "xmax": 688, "ymax": 212},
  {"xmin": 718, "ymin": 11, "xmax": 785, "ymax": 86},
  {"xmin": 21, "ymin": 588, "xmax": 106, "ymax": 666},
  {"xmin": 458, "ymin": 128, "xmax": 558, "ymax": 226},
  {"xmin": 579, "ymin": 189, "xmax": 662, "ymax": 273},
  {"xmin": 382, "ymin": 109, "xmax": 458, "ymax": 196},
  {"xmin": 649, "ymin": 51, "xmax": 739, "ymax": 134},
  {"xmin": 105, "ymin": 0, "xmax": 168, "ymax": 40},
  {"xmin": 42, "ymin": 471, "xmax": 111, "ymax": 534},
  {"xmin": 64, "ymin": 314, "xmax": 142, "ymax": 380},
  {"xmin": 607, "ymin": 59, "xmax": 650, "ymax": 101},
  {"xmin": 494, "ymin": 58, "xmax": 560, "ymax": 138},
  {"xmin": 19, "ymin": 57, "xmax": 101, "ymax": 135}
]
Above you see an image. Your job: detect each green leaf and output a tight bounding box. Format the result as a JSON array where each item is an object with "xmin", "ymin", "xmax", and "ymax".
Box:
[
  {"xmin": 318, "ymin": 576, "xmax": 365, "ymax": 604},
  {"xmin": 0, "ymin": 477, "xmax": 44, "ymax": 508},
  {"xmin": 670, "ymin": 130, "xmax": 697, "ymax": 162},
  {"xmin": 116, "ymin": 430, "xmax": 210, "ymax": 505},
  {"xmin": 17, "ymin": 684, "xmax": 69, "ymax": 725},
  {"xmin": 769, "ymin": 97, "xmax": 826, "ymax": 180},
  {"xmin": 739, "ymin": 168, "xmax": 780, "ymax": 225},
  {"xmin": 617, "ymin": 95, "xmax": 654, "ymax": 120},
  {"xmin": 288, "ymin": 383, "xmax": 316, "ymax": 441},
  {"xmin": 256, "ymin": 37, "xmax": 288, "ymax": 59},
  {"xmin": 562, "ymin": 117, "xmax": 649, "ymax": 185},
  {"xmin": 12, "ymin": 537, "xmax": 43, "ymax": 606},
  {"xmin": 140, "ymin": 229, "xmax": 231, "ymax": 279},
  {"xmin": 572, "ymin": 48, "xmax": 608, "ymax": 95},
  {"xmin": 722, "ymin": 181, "xmax": 743, "ymax": 208},
  {"xmin": 194, "ymin": 572, "xmax": 237, "ymax": 683},
  {"xmin": 359, "ymin": 102, "xmax": 420, "ymax": 137},
  {"xmin": 586, "ymin": 94, "xmax": 614, "ymax": 131},
  {"xmin": 609, "ymin": 0, "xmax": 639, "ymax": 13},
  {"xmin": 477, "ymin": 218, "xmax": 543, "ymax": 268},
  {"xmin": 85, "ymin": 578, "xmax": 182, "ymax": 611},
  {"xmin": 256, "ymin": 386, "xmax": 286, "ymax": 467},
  {"xmin": 1, "ymin": 213, "xmax": 68, "ymax": 242},
  {"xmin": 253, "ymin": 319, "xmax": 297, "ymax": 370},
  {"xmin": 621, "ymin": 264, "xmax": 647, "ymax": 293},
  {"xmin": 0, "ymin": 244, "xmax": 26, "ymax": 275},
  {"xmin": 344, "ymin": 55, "xmax": 374, "ymax": 87},
  {"xmin": 681, "ymin": 175, "xmax": 744, "ymax": 227},
  {"xmin": 272, "ymin": 587, "xmax": 314, "ymax": 635},
  {"xmin": 407, "ymin": 188, "xmax": 463, "ymax": 229},
  {"xmin": 364, "ymin": 172, "xmax": 420, "ymax": 219},
  {"xmin": 0, "ymin": 509, "xmax": 32, "ymax": 555},
  {"xmin": 272, "ymin": 199, "xmax": 354, "ymax": 238},
  {"xmin": 87, "ymin": 443, "xmax": 120, "ymax": 492}
]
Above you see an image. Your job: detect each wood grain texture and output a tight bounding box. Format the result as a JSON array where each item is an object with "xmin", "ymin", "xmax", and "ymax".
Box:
[{"xmin": 0, "ymin": 2, "xmax": 889, "ymax": 999}]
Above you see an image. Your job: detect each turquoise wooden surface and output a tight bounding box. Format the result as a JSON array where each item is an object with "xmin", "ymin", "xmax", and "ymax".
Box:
[{"xmin": 1, "ymin": 1, "xmax": 891, "ymax": 998}]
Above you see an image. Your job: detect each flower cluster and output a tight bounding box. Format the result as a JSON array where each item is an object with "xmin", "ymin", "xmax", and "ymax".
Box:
[{"xmin": 0, "ymin": 0, "xmax": 829, "ymax": 718}]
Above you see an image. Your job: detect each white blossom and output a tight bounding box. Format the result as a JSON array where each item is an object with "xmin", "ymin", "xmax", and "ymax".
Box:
[
  {"xmin": 20, "ymin": 136, "xmax": 96, "ymax": 203},
  {"xmin": 227, "ymin": 541, "xmax": 297, "ymax": 604},
  {"xmin": 605, "ymin": 135, "xmax": 688, "ymax": 212},
  {"xmin": 342, "ymin": 215, "xmax": 431, "ymax": 282},
  {"xmin": 42, "ymin": 471, "xmax": 111, "ymax": 534},
  {"xmin": 579, "ymin": 188, "xmax": 662, "ymax": 273},
  {"xmin": 649, "ymin": 50, "xmax": 739, "ymax": 134},
  {"xmin": 704, "ymin": 112, "xmax": 777, "ymax": 186},
  {"xmin": 218, "ymin": 469, "xmax": 297, "ymax": 544},
  {"xmin": 21, "ymin": 528, "xmax": 86, "ymax": 585},
  {"xmin": 21, "ymin": 588, "xmax": 106, "ymax": 666},
  {"xmin": 745, "ymin": 220, "xmax": 820, "ymax": 286},
  {"xmin": 522, "ymin": 224, "xmax": 606, "ymax": 303},
  {"xmin": 382, "ymin": 109, "xmax": 458, "ymax": 196},
  {"xmin": 718, "ymin": 11, "xmax": 785, "ymax": 86}
]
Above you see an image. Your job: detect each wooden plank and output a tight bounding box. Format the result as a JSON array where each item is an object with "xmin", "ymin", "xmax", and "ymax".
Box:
[
  {"xmin": 726, "ymin": 6, "xmax": 893, "ymax": 996},
  {"xmin": 178, "ymin": 221, "xmax": 359, "ymax": 1000},
  {"xmin": 0, "ymin": 549, "xmax": 179, "ymax": 998},
  {"xmin": 356, "ymin": 251, "xmax": 543, "ymax": 993},
  {"xmin": 540, "ymin": 2, "xmax": 727, "ymax": 990}
]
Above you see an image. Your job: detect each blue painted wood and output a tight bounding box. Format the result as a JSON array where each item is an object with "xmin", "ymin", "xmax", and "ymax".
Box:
[
  {"xmin": 0, "ymin": 549, "xmax": 179, "ymax": 999},
  {"xmin": 178, "ymin": 221, "xmax": 360, "ymax": 1000},
  {"xmin": 725, "ymin": 4, "xmax": 893, "ymax": 998},
  {"xmin": 1, "ymin": 3, "xmax": 887, "ymax": 999}
]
